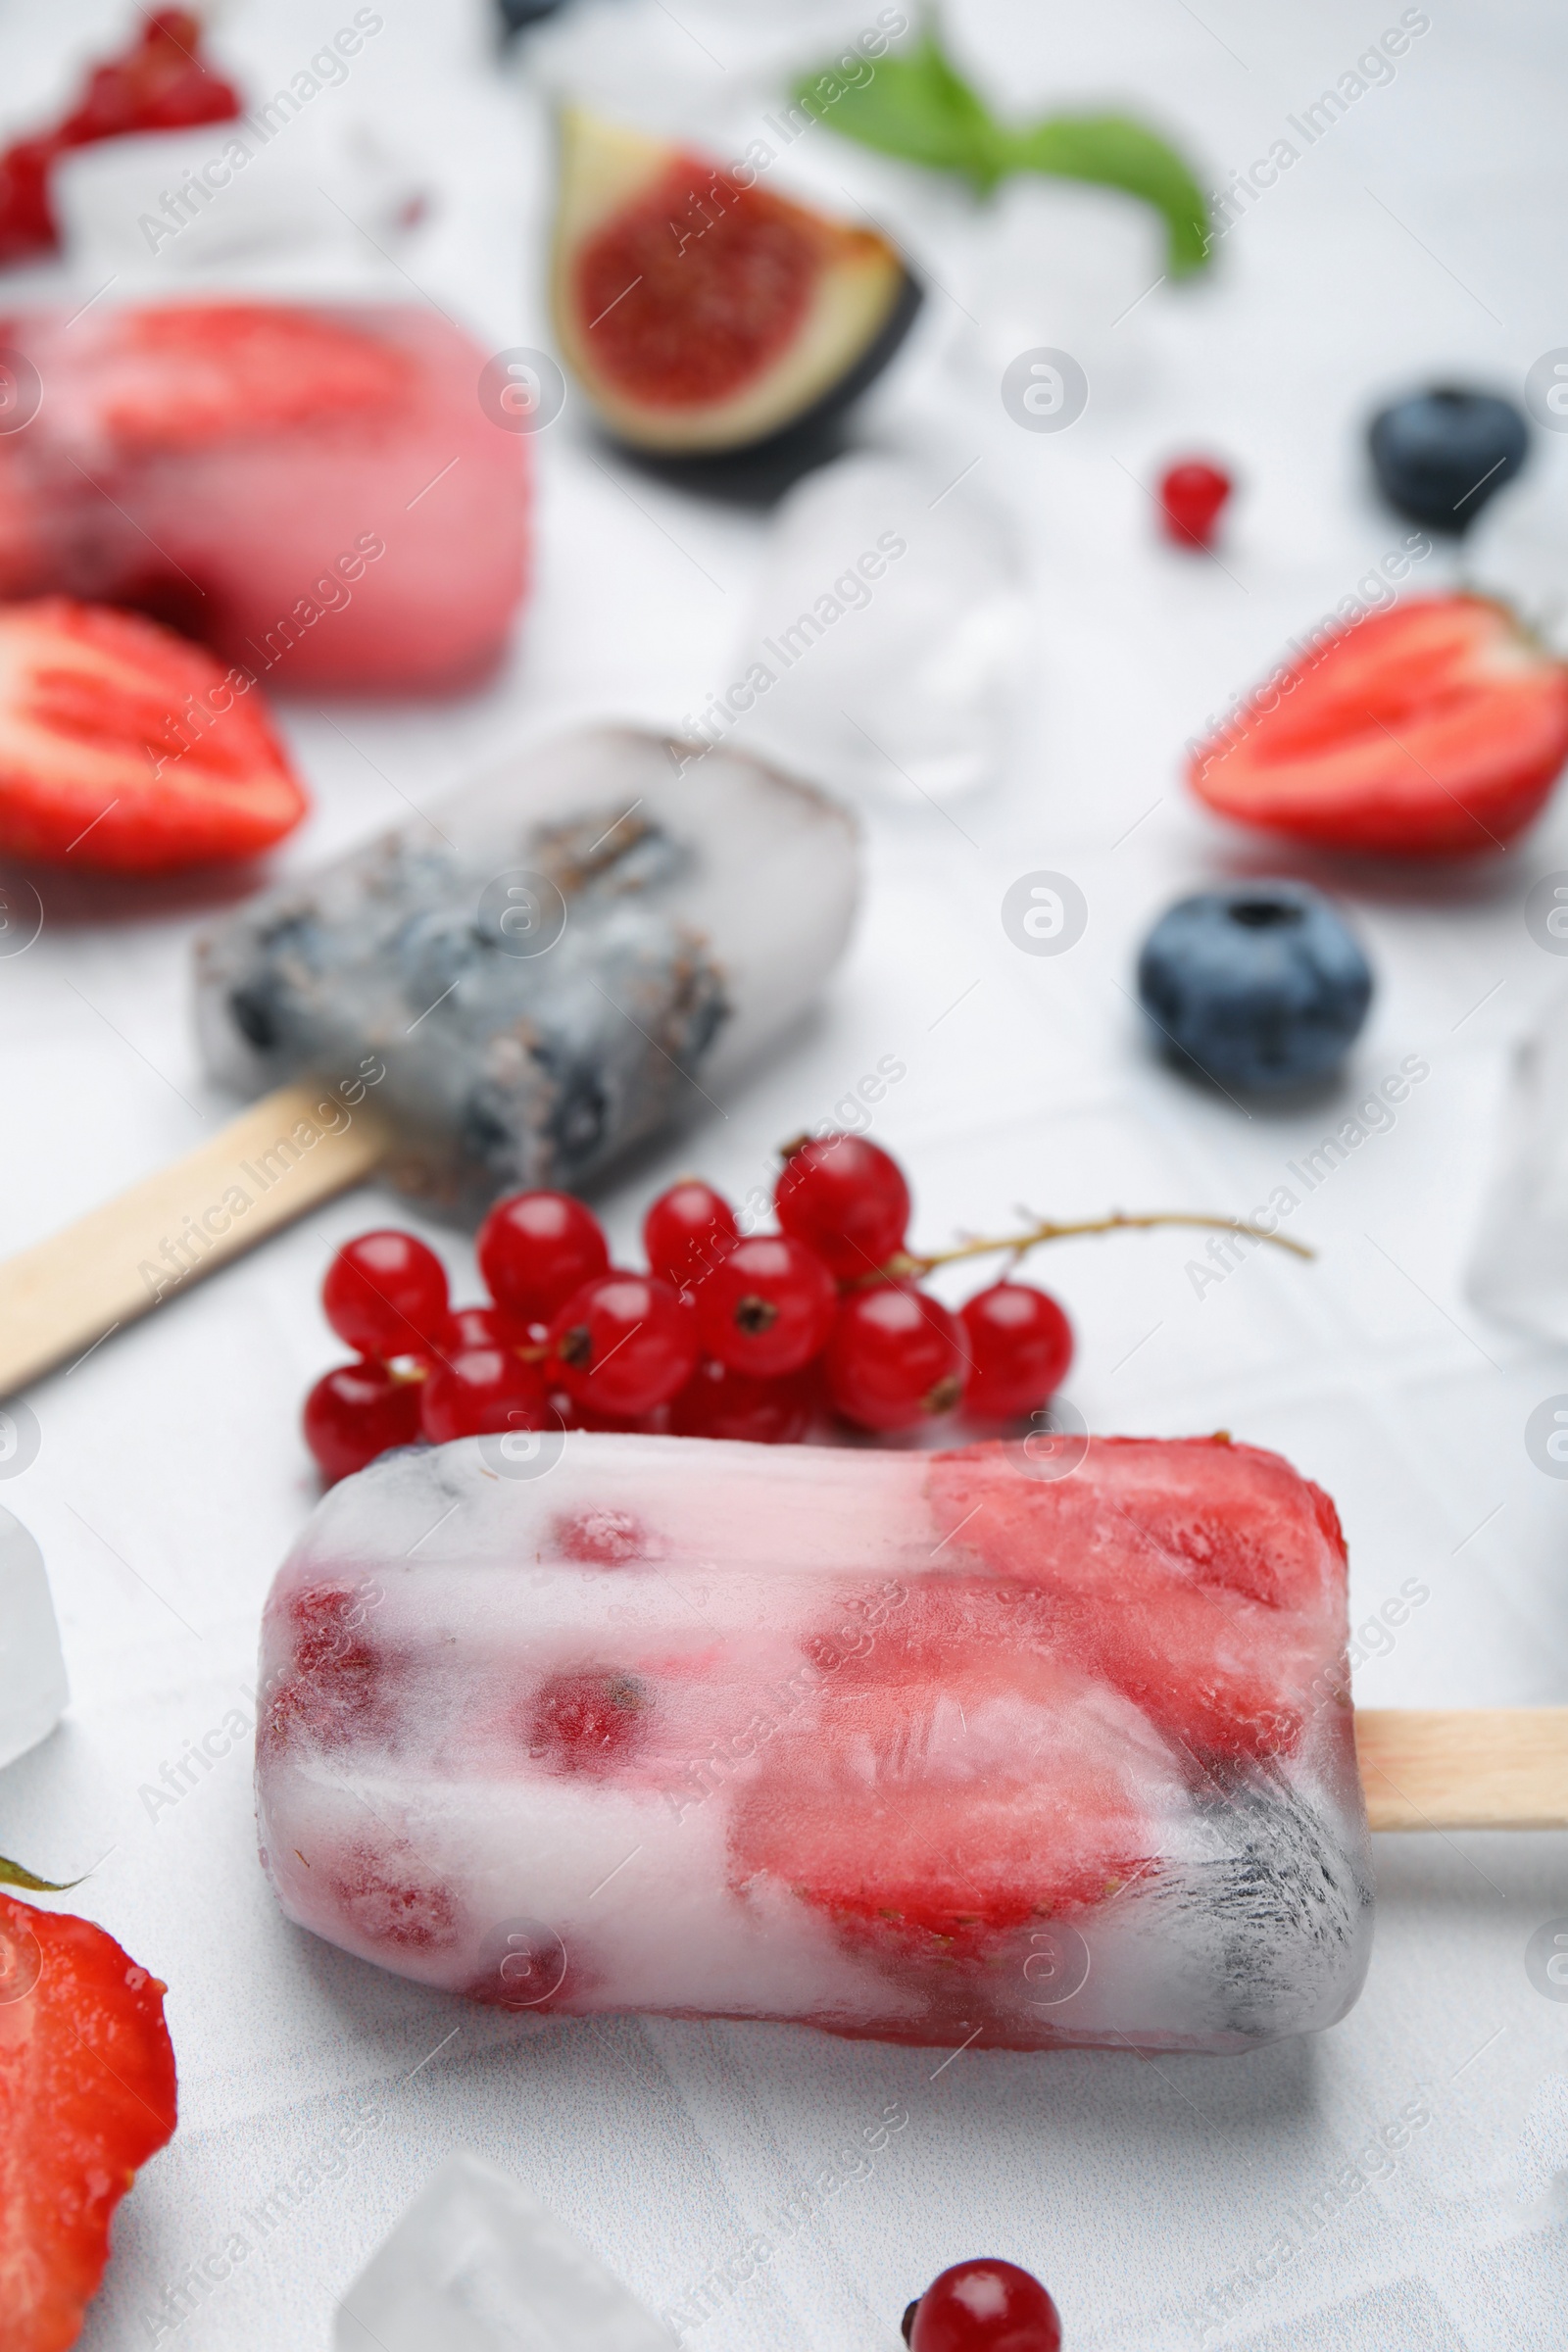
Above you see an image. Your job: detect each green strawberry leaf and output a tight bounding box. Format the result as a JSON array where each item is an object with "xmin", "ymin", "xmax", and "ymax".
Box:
[
  {"xmin": 0, "ymin": 1851, "xmax": 84, "ymax": 1892},
  {"xmin": 795, "ymin": 29, "xmax": 1211, "ymax": 275}
]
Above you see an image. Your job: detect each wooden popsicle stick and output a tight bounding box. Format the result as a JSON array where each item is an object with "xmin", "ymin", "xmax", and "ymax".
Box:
[
  {"xmin": 0, "ymin": 1081, "xmax": 391, "ymax": 1396},
  {"xmin": 1355, "ymin": 1708, "xmax": 1568, "ymax": 1831}
]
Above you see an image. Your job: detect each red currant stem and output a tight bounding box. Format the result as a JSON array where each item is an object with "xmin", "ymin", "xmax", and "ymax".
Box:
[{"xmin": 869, "ymin": 1209, "xmax": 1314, "ymax": 1284}]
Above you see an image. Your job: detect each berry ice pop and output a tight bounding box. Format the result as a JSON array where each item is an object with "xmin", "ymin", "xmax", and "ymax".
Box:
[
  {"xmin": 196, "ymin": 727, "xmax": 858, "ymax": 1213},
  {"xmin": 0, "ymin": 730, "xmax": 856, "ymax": 1396},
  {"xmin": 0, "ymin": 300, "xmax": 526, "ymax": 692},
  {"xmin": 255, "ymin": 1430, "xmax": 1373, "ymax": 2054}
]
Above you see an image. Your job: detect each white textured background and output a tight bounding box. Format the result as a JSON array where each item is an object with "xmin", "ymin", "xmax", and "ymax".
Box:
[{"xmin": 3, "ymin": 1, "xmax": 1568, "ymax": 2344}]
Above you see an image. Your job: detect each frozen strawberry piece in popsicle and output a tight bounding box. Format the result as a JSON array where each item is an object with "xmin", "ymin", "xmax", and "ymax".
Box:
[
  {"xmin": 0, "ymin": 302, "xmax": 526, "ymax": 692},
  {"xmin": 927, "ymin": 1437, "xmax": 1349, "ymax": 1760},
  {"xmin": 255, "ymin": 1432, "xmax": 1371, "ymax": 2054}
]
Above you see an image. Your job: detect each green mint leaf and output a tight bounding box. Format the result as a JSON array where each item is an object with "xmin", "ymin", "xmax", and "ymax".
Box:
[
  {"xmin": 1006, "ymin": 113, "xmax": 1211, "ymax": 278},
  {"xmin": 0, "ymin": 1851, "xmax": 83, "ymax": 1892},
  {"xmin": 796, "ymin": 31, "xmax": 1211, "ymax": 272},
  {"xmin": 795, "ymin": 33, "xmax": 1011, "ymax": 192}
]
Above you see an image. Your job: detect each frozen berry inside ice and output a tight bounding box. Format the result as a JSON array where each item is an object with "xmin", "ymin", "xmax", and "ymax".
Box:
[
  {"xmin": 1137, "ymin": 881, "xmax": 1372, "ymax": 1092},
  {"xmin": 1159, "ymin": 458, "xmax": 1231, "ymax": 549},
  {"xmin": 529, "ymin": 1668, "xmax": 647, "ymax": 1773},
  {"xmin": 322, "ymin": 1230, "xmax": 450, "ymax": 1357},
  {"xmin": 907, "ymin": 2259, "xmax": 1062, "ymax": 2352},
  {"xmin": 1369, "ymin": 386, "xmax": 1528, "ymax": 532},
  {"xmin": 775, "ymin": 1134, "xmax": 910, "ymax": 1279},
  {"xmin": 478, "ymin": 1191, "xmax": 610, "ymax": 1323}
]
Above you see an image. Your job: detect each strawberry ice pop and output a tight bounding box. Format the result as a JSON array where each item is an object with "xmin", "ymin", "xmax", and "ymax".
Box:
[
  {"xmin": 255, "ymin": 1431, "xmax": 1373, "ymax": 2053},
  {"xmin": 0, "ymin": 301, "xmax": 525, "ymax": 692},
  {"xmin": 196, "ymin": 726, "xmax": 858, "ymax": 1212}
]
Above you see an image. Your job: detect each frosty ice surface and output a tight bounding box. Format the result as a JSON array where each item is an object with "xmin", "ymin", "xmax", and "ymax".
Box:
[
  {"xmin": 0, "ymin": 301, "xmax": 525, "ymax": 691},
  {"xmin": 257, "ymin": 1432, "xmax": 1372, "ymax": 2055},
  {"xmin": 197, "ymin": 728, "xmax": 858, "ymax": 1212},
  {"xmin": 335, "ymin": 2153, "xmax": 672, "ymax": 2352}
]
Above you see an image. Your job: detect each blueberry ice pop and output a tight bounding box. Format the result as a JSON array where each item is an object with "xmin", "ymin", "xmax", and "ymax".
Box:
[{"xmin": 0, "ymin": 731, "xmax": 857, "ymax": 1394}]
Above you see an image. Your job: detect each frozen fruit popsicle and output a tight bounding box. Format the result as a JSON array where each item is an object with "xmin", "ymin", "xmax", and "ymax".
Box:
[
  {"xmin": 197, "ymin": 725, "xmax": 858, "ymax": 1213},
  {"xmin": 0, "ymin": 301, "xmax": 526, "ymax": 692},
  {"xmin": 0, "ymin": 729, "xmax": 856, "ymax": 1396},
  {"xmin": 256, "ymin": 1430, "xmax": 1376, "ymax": 2055}
]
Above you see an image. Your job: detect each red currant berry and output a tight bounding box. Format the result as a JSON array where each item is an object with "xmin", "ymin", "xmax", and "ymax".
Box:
[
  {"xmin": 670, "ymin": 1359, "xmax": 817, "ymax": 1445},
  {"xmin": 907, "ymin": 2262, "xmax": 1061, "ymax": 2352},
  {"xmin": 1159, "ymin": 458, "xmax": 1232, "ymax": 550},
  {"xmin": 824, "ymin": 1285, "xmax": 964, "ymax": 1431},
  {"xmin": 695, "ymin": 1234, "xmax": 836, "ymax": 1377},
  {"xmin": 960, "ymin": 1284, "xmax": 1074, "ymax": 1419},
  {"xmin": 478, "ymin": 1191, "xmax": 610, "ymax": 1323},
  {"xmin": 548, "ymin": 1389, "xmax": 658, "ymax": 1435},
  {"xmin": 644, "ymin": 1180, "xmax": 739, "ymax": 1295},
  {"xmin": 448, "ymin": 1303, "xmax": 515, "ymax": 1350},
  {"xmin": 321, "ymin": 1230, "xmax": 450, "ymax": 1358},
  {"xmin": 547, "ymin": 1273, "xmax": 698, "ymax": 1416},
  {"xmin": 527, "ymin": 1669, "xmax": 647, "ymax": 1775},
  {"xmin": 775, "ymin": 1134, "xmax": 910, "ymax": 1280},
  {"xmin": 420, "ymin": 1346, "xmax": 550, "ymax": 1445},
  {"xmin": 303, "ymin": 1360, "xmax": 422, "ymax": 1484}
]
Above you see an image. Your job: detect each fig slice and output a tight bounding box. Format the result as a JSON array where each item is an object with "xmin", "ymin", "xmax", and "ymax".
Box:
[{"xmin": 550, "ymin": 109, "xmax": 921, "ymax": 460}]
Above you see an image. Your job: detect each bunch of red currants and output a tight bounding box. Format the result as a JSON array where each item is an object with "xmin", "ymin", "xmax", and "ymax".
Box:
[{"xmin": 303, "ymin": 1133, "xmax": 1075, "ymax": 1484}]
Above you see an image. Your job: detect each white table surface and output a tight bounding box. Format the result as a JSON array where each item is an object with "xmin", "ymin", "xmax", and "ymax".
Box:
[{"xmin": 4, "ymin": 2, "xmax": 1568, "ymax": 2346}]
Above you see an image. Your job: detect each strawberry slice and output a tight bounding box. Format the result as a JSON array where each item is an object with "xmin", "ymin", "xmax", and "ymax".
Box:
[
  {"xmin": 1189, "ymin": 595, "xmax": 1568, "ymax": 857},
  {"xmin": 0, "ymin": 598, "xmax": 307, "ymax": 872},
  {"xmin": 0, "ymin": 1896, "xmax": 177, "ymax": 2352}
]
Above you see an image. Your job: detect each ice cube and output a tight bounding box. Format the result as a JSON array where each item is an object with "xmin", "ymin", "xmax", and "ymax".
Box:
[
  {"xmin": 0, "ymin": 1507, "xmax": 69, "ymax": 1770},
  {"xmin": 1466, "ymin": 988, "xmax": 1568, "ymax": 1340},
  {"xmin": 335, "ymin": 2153, "xmax": 674, "ymax": 2352},
  {"xmin": 728, "ymin": 451, "xmax": 1031, "ymax": 805},
  {"xmin": 51, "ymin": 115, "xmax": 424, "ymax": 285}
]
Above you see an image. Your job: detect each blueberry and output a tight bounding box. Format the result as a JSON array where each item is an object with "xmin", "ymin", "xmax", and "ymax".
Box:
[
  {"xmin": 1368, "ymin": 386, "xmax": 1528, "ymax": 532},
  {"xmin": 1137, "ymin": 882, "xmax": 1372, "ymax": 1093}
]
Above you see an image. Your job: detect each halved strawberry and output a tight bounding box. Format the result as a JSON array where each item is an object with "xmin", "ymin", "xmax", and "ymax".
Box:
[
  {"xmin": 0, "ymin": 598, "xmax": 307, "ymax": 872},
  {"xmin": 0, "ymin": 1896, "xmax": 177, "ymax": 2352},
  {"xmin": 1189, "ymin": 595, "xmax": 1568, "ymax": 857}
]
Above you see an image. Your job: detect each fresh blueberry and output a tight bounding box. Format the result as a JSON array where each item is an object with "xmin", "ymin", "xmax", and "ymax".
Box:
[
  {"xmin": 1137, "ymin": 882, "xmax": 1373, "ymax": 1093},
  {"xmin": 1368, "ymin": 386, "xmax": 1528, "ymax": 532}
]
